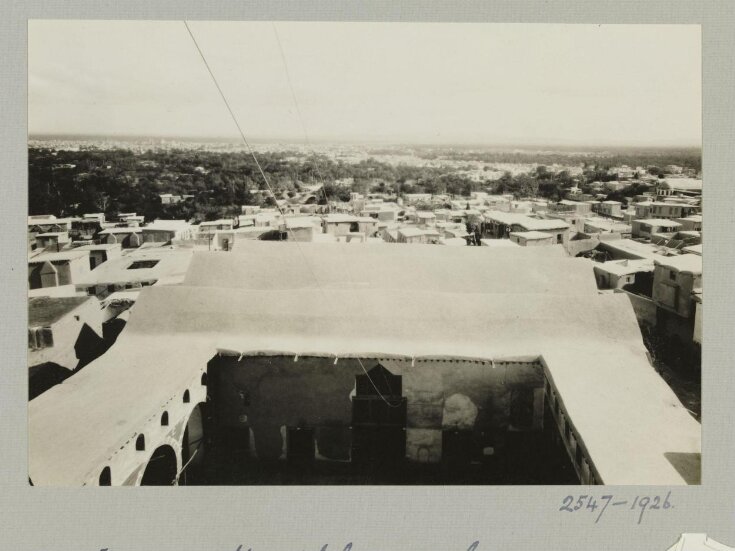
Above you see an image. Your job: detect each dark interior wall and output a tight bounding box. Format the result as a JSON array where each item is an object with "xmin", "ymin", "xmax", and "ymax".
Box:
[{"xmin": 209, "ymin": 355, "xmax": 544, "ymax": 462}]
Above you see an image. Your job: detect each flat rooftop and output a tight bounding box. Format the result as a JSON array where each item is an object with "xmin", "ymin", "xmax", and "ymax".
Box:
[
  {"xmin": 29, "ymin": 244, "xmax": 698, "ymax": 486},
  {"xmin": 28, "ymin": 296, "xmax": 92, "ymax": 327}
]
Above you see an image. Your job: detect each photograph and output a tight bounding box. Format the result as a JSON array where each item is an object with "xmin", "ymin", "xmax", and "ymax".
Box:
[{"xmin": 26, "ymin": 20, "xmax": 702, "ymax": 487}]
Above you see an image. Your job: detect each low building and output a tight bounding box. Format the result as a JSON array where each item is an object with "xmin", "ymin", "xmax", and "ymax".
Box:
[
  {"xmin": 197, "ymin": 219, "xmax": 235, "ymax": 236},
  {"xmin": 415, "ymin": 211, "xmax": 436, "ymax": 228},
  {"xmin": 159, "ymin": 193, "xmax": 186, "ymax": 205},
  {"xmin": 647, "ymin": 202, "xmax": 699, "ymax": 220},
  {"xmin": 480, "ymin": 239, "xmax": 519, "ymax": 248},
  {"xmin": 28, "ymin": 296, "xmax": 105, "ymax": 399},
  {"xmin": 284, "ymin": 217, "xmax": 322, "ymax": 242},
  {"xmin": 652, "ymin": 254, "xmax": 702, "ymax": 320},
  {"xmin": 631, "ymin": 219, "xmax": 682, "ymax": 239},
  {"xmin": 592, "ymin": 259, "xmax": 654, "ymax": 290},
  {"xmin": 509, "ymin": 231, "xmax": 555, "ymax": 247},
  {"xmin": 74, "ymin": 248, "xmax": 195, "ymax": 298},
  {"xmin": 71, "ymin": 243, "xmax": 123, "ymax": 270},
  {"xmin": 633, "ymin": 201, "xmax": 654, "ymax": 219},
  {"xmin": 98, "ymin": 227, "xmax": 143, "ymax": 248},
  {"xmin": 323, "ymin": 214, "xmax": 378, "ymax": 237},
  {"xmin": 397, "ymin": 227, "xmax": 441, "ymax": 244},
  {"xmin": 674, "ymin": 215, "xmax": 703, "ymax": 232},
  {"xmin": 28, "ymin": 250, "xmax": 92, "ymax": 290},
  {"xmin": 592, "ymin": 200, "xmax": 623, "ymax": 218},
  {"xmin": 142, "ymin": 220, "xmax": 193, "ymax": 243},
  {"xmin": 656, "ymin": 178, "xmax": 702, "ymax": 199},
  {"xmin": 83, "ymin": 213, "xmax": 106, "ymax": 225},
  {"xmin": 682, "ymin": 244, "xmax": 702, "ymax": 256},
  {"xmin": 34, "ymin": 232, "xmax": 71, "ymax": 251},
  {"xmin": 403, "ymin": 193, "xmax": 432, "ymax": 205},
  {"xmin": 550, "ymin": 200, "xmax": 592, "ymax": 216},
  {"xmin": 483, "ymin": 211, "xmax": 571, "ymax": 246},
  {"xmin": 28, "ymin": 215, "xmax": 74, "ymax": 233},
  {"xmin": 582, "ymin": 218, "xmax": 632, "ymax": 238}
]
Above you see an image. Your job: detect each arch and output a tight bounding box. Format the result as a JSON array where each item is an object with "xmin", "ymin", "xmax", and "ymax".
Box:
[
  {"xmin": 200, "ymin": 372, "xmax": 208, "ymax": 386},
  {"xmin": 135, "ymin": 434, "xmax": 145, "ymax": 451},
  {"xmin": 161, "ymin": 411, "xmax": 169, "ymax": 426},
  {"xmin": 99, "ymin": 466, "xmax": 111, "ymax": 486},
  {"xmin": 183, "ymin": 389, "xmax": 190, "ymax": 403},
  {"xmin": 140, "ymin": 445, "xmax": 177, "ymax": 486},
  {"xmin": 180, "ymin": 403, "xmax": 206, "ymax": 485}
]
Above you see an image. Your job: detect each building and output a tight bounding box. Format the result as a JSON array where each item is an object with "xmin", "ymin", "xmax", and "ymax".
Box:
[
  {"xmin": 74, "ymin": 248, "xmax": 195, "ymax": 298},
  {"xmin": 652, "ymin": 254, "xmax": 702, "ymax": 320},
  {"xmin": 396, "ymin": 227, "xmax": 441, "ymax": 244},
  {"xmin": 402, "ymin": 193, "xmax": 432, "ymax": 205},
  {"xmin": 509, "ymin": 231, "xmax": 555, "ymax": 247},
  {"xmin": 34, "ymin": 232, "xmax": 71, "ymax": 251},
  {"xmin": 633, "ymin": 201, "xmax": 654, "ymax": 219},
  {"xmin": 674, "ymin": 215, "xmax": 703, "ymax": 232},
  {"xmin": 159, "ymin": 193, "xmax": 187, "ymax": 205},
  {"xmin": 592, "ymin": 200, "xmax": 623, "ymax": 218},
  {"xmin": 283, "ymin": 217, "xmax": 322, "ymax": 242},
  {"xmin": 647, "ymin": 202, "xmax": 699, "ymax": 220},
  {"xmin": 71, "ymin": 243, "xmax": 123, "ymax": 270},
  {"xmin": 29, "ymin": 242, "xmax": 699, "ymax": 486},
  {"xmin": 482, "ymin": 211, "xmax": 570, "ymax": 246},
  {"xmin": 322, "ymin": 214, "xmax": 378, "ymax": 237},
  {"xmin": 28, "ymin": 215, "xmax": 73, "ymax": 234},
  {"xmin": 657, "ymin": 178, "xmax": 703, "ymax": 199},
  {"xmin": 631, "ymin": 219, "xmax": 682, "ymax": 239},
  {"xmin": 549, "ymin": 200, "xmax": 593, "ymax": 216},
  {"xmin": 415, "ymin": 211, "xmax": 436, "ymax": 228},
  {"xmin": 196, "ymin": 219, "xmax": 235, "ymax": 236},
  {"xmin": 592, "ymin": 259, "xmax": 654, "ymax": 290},
  {"xmin": 28, "ymin": 250, "xmax": 92, "ymax": 290},
  {"xmin": 142, "ymin": 220, "xmax": 193, "ymax": 243},
  {"xmin": 98, "ymin": 227, "xmax": 143, "ymax": 248},
  {"xmin": 582, "ymin": 218, "xmax": 632, "ymax": 238},
  {"xmin": 28, "ymin": 296, "xmax": 105, "ymax": 399}
]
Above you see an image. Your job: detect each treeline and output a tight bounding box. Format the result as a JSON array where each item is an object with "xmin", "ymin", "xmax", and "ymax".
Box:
[
  {"xmin": 28, "ymin": 147, "xmax": 489, "ymax": 220},
  {"xmin": 28, "ymin": 146, "xmax": 698, "ymax": 221},
  {"xmin": 416, "ymin": 147, "xmax": 702, "ymax": 172}
]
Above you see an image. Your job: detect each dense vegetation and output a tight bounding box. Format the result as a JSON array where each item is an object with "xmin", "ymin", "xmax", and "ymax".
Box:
[{"xmin": 29, "ymin": 145, "xmax": 700, "ymax": 221}]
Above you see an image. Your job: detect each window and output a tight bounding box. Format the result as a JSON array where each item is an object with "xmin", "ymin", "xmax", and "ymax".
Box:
[
  {"xmin": 135, "ymin": 434, "xmax": 145, "ymax": 451},
  {"xmin": 183, "ymin": 389, "xmax": 190, "ymax": 403},
  {"xmin": 161, "ymin": 411, "xmax": 169, "ymax": 426},
  {"xmin": 669, "ymin": 270, "xmax": 677, "ymax": 281},
  {"xmin": 28, "ymin": 327, "xmax": 53, "ymax": 350},
  {"xmin": 127, "ymin": 260, "xmax": 159, "ymax": 270}
]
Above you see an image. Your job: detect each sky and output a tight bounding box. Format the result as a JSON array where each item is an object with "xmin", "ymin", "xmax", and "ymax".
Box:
[{"xmin": 28, "ymin": 21, "xmax": 701, "ymax": 147}]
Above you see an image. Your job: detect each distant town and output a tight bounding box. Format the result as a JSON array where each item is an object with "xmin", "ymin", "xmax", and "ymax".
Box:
[{"xmin": 28, "ymin": 139, "xmax": 702, "ymax": 487}]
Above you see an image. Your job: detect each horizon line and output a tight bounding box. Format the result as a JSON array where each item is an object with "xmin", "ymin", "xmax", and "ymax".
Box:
[{"xmin": 27, "ymin": 133, "xmax": 703, "ymax": 151}]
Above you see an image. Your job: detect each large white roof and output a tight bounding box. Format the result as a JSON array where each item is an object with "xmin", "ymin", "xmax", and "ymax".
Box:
[{"xmin": 29, "ymin": 243, "xmax": 699, "ymax": 486}]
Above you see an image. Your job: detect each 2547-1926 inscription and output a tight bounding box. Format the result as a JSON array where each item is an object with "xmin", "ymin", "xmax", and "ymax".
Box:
[{"xmin": 559, "ymin": 492, "xmax": 673, "ymax": 524}]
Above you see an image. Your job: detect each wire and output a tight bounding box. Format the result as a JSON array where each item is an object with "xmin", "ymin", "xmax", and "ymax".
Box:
[
  {"xmin": 271, "ymin": 22, "xmax": 402, "ymax": 407},
  {"xmin": 271, "ymin": 22, "xmax": 332, "ymax": 209},
  {"xmin": 183, "ymin": 21, "xmax": 401, "ymax": 408}
]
